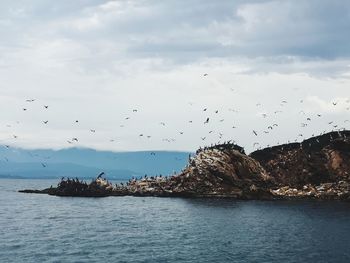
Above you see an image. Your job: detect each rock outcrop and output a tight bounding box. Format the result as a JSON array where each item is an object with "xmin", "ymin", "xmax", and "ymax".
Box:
[
  {"xmin": 250, "ymin": 131, "xmax": 350, "ymax": 187},
  {"xmin": 19, "ymin": 131, "xmax": 350, "ymax": 200}
]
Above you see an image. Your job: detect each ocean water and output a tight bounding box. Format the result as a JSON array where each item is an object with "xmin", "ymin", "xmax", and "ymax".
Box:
[{"xmin": 1, "ymin": 179, "xmax": 350, "ymax": 263}]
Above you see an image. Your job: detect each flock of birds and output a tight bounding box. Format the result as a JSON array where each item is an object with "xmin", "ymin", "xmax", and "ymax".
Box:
[{"xmin": 1, "ymin": 74, "xmax": 350, "ymax": 168}]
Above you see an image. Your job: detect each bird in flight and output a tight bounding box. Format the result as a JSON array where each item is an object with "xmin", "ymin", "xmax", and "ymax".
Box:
[
  {"xmin": 43, "ymin": 121, "xmax": 48, "ymax": 124},
  {"xmin": 201, "ymin": 137, "xmax": 206, "ymax": 140},
  {"xmin": 26, "ymin": 99, "xmax": 35, "ymax": 102},
  {"xmin": 253, "ymin": 130, "xmax": 258, "ymax": 136},
  {"xmin": 72, "ymin": 138, "xmax": 78, "ymax": 142},
  {"xmin": 203, "ymin": 73, "xmax": 208, "ymax": 76},
  {"xmin": 90, "ymin": 129, "xmax": 96, "ymax": 133},
  {"xmin": 204, "ymin": 118, "xmax": 209, "ymax": 124},
  {"xmin": 44, "ymin": 105, "xmax": 48, "ymax": 109},
  {"xmin": 160, "ymin": 122, "xmax": 166, "ymax": 126},
  {"xmin": 41, "ymin": 163, "xmax": 46, "ymax": 168}
]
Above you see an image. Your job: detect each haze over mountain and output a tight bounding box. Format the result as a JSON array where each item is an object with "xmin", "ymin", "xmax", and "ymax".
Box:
[{"xmin": 0, "ymin": 146, "xmax": 190, "ymax": 179}]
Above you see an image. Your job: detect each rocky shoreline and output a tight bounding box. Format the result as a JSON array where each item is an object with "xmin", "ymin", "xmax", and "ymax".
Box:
[{"xmin": 19, "ymin": 131, "xmax": 350, "ymax": 200}]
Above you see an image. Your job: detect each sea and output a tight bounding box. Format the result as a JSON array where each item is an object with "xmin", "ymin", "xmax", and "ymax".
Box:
[{"xmin": 1, "ymin": 179, "xmax": 350, "ymax": 263}]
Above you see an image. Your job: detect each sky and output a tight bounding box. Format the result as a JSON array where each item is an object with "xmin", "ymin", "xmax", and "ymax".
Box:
[{"xmin": 0, "ymin": 0, "xmax": 350, "ymax": 153}]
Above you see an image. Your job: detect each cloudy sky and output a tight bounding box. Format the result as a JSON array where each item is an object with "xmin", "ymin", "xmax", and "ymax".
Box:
[{"xmin": 0, "ymin": 0, "xmax": 349, "ymax": 153}]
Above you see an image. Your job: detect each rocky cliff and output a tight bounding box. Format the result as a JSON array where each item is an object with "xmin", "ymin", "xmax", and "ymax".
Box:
[{"xmin": 20, "ymin": 131, "xmax": 350, "ymax": 200}]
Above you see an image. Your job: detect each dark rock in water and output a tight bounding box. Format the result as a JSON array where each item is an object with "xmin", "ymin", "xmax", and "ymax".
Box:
[{"xmin": 19, "ymin": 131, "xmax": 350, "ymax": 200}]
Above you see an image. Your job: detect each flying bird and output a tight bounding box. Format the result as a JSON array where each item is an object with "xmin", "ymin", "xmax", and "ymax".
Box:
[
  {"xmin": 204, "ymin": 118, "xmax": 209, "ymax": 124},
  {"xmin": 253, "ymin": 130, "xmax": 258, "ymax": 136},
  {"xmin": 90, "ymin": 129, "xmax": 96, "ymax": 133},
  {"xmin": 44, "ymin": 105, "xmax": 48, "ymax": 109},
  {"xmin": 43, "ymin": 120, "xmax": 48, "ymax": 124}
]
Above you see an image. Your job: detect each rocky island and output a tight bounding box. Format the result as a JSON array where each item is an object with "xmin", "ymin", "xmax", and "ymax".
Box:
[{"xmin": 19, "ymin": 131, "xmax": 350, "ymax": 200}]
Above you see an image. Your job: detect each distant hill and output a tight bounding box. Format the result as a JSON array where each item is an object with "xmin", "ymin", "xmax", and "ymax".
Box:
[{"xmin": 0, "ymin": 146, "xmax": 191, "ymax": 179}]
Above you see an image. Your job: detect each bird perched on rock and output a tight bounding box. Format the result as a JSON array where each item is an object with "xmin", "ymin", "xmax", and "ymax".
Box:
[{"xmin": 97, "ymin": 172, "xmax": 105, "ymax": 178}]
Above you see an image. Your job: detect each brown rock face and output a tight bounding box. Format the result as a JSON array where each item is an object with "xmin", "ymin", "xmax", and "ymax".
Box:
[
  {"xmin": 250, "ymin": 131, "xmax": 350, "ymax": 187},
  {"xmin": 19, "ymin": 131, "xmax": 350, "ymax": 200},
  {"xmin": 167, "ymin": 145, "xmax": 274, "ymax": 198}
]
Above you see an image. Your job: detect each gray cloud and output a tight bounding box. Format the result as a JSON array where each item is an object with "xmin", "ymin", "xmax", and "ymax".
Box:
[{"xmin": 0, "ymin": 1, "xmax": 350, "ymax": 152}]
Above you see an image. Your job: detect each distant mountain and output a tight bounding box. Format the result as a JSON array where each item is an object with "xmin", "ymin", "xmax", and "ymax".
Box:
[{"xmin": 0, "ymin": 146, "xmax": 191, "ymax": 179}]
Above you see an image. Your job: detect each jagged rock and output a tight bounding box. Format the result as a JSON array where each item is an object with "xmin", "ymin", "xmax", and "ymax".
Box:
[
  {"xmin": 19, "ymin": 131, "xmax": 350, "ymax": 200},
  {"xmin": 250, "ymin": 131, "xmax": 350, "ymax": 187}
]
